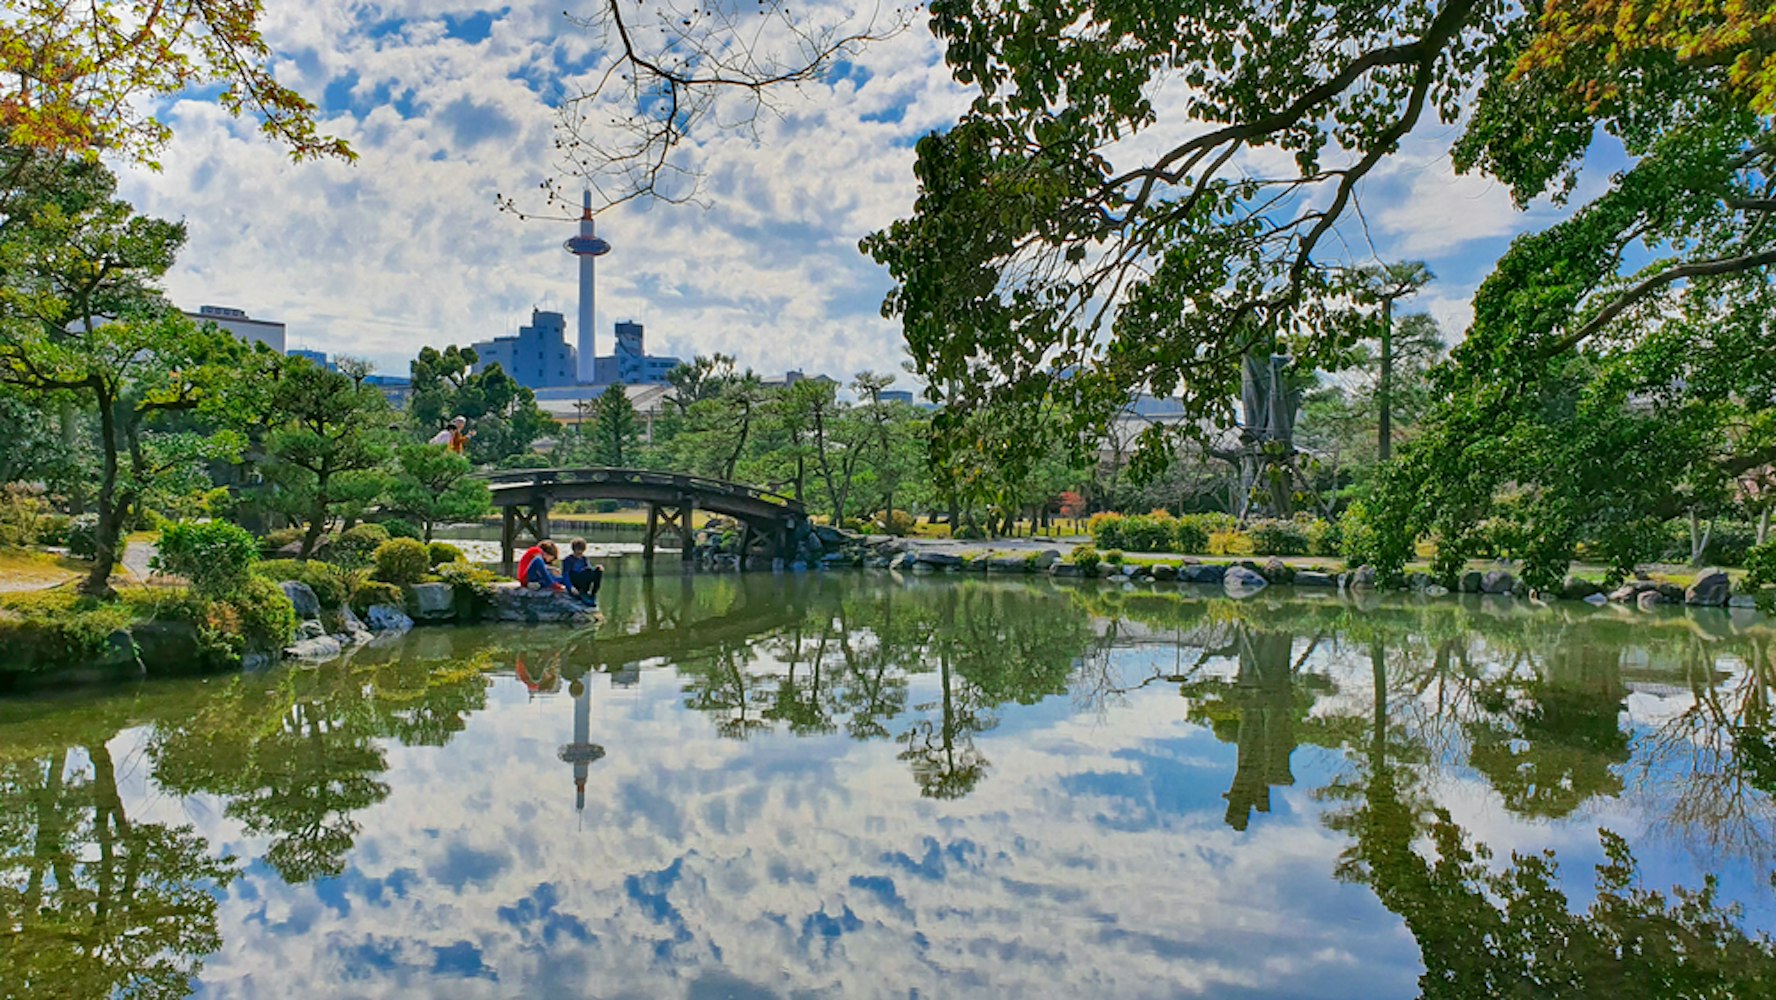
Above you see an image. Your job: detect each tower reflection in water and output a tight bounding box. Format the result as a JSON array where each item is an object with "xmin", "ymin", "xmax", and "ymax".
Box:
[{"xmin": 556, "ymin": 663, "xmax": 638, "ymax": 813}]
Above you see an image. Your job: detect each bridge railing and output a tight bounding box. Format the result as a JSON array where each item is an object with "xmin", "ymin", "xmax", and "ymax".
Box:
[{"xmin": 480, "ymin": 467, "xmax": 806, "ymax": 514}]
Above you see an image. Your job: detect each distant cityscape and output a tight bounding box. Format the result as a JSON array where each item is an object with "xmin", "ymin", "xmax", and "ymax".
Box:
[{"xmin": 183, "ymin": 199, "xmax": 900, "ymax": 424}]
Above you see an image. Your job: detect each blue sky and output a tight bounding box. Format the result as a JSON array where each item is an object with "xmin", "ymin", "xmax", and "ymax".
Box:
[{"xmin": 117, "ymin": 2, "xmax": 1580, "ymax": 384}]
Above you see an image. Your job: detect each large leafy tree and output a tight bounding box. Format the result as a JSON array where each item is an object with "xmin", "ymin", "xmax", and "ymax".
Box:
[
  {"xmin": 587, "ymin": 382, "xmax": 641, "ymax": 467},
  {"xmin": 258, "ymin": 356, "xmax": 394, "ymax": 559},
  {"xmin": 406, "ymin": 344, "xmax": 552, "ymax": 465},
  {"xmin": 0, "ymin": 151, "xmax": 247, "ymax": 593},
  {"xmin": 1356, "ymin": 0, "xmax": 1776, "ymax": 587},
  {"xmin": 388, "ymin": 444, "xmax": 491, "ymax": 542},
  {"xmin": 2, "ymin": 0, "xmax": 351, "ymax": 164}
]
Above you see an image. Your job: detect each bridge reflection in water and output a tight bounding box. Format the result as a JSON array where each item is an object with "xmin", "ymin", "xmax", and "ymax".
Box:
[{"xmin": 482, "ymin": 467, "xmax": 810, "ymax": 574}]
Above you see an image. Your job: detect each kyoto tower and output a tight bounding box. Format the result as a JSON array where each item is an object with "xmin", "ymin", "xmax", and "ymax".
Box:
[{"xmin": 564, "ymin": 191, "xmax": 611, "ymax": 384}]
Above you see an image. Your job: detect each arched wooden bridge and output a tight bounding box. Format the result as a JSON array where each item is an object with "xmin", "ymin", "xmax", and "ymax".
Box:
[{"xmin": 482, "ymin": 467, "xmax": 809, "ymax": 573}]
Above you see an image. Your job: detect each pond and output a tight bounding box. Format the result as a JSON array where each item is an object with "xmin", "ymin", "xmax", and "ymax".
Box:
[{"xmin": 3, "ymin": 570, "xmax": 1775, "ymax": 998}]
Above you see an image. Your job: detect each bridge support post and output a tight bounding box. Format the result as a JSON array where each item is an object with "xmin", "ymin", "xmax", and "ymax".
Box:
[
  {"xmin": 680, "ymin": 499, "xmax": 695, "ymax": 563},
  {"xmin": 643, "ymin": 504, "xmax": 659, "ymax": 567},
  {"xmin": 500, "ymin": 508, "xmax": 517, "ymax": 576}
]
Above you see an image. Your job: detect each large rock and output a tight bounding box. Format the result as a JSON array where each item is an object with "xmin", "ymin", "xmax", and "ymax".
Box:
[
  {"xmin": 279, "ymin": 580, "xmax": 322, "ymax": 619},
  {"xmin": 1349, "ymin": 565, "xmax": 1377, "ymax": 591},
  {"xmin": 1260, "ymin": 558, "xmax": 1294, "ymax": 585},
  {"xmin": 406, "ymin": 582, "xmax": 456, "ymax": 622},
  {"xmin": 1460, "ymin": 571, "xmax": 1484, "ymax": 594},
  {"xmin": 987, "ymin": 554, "xmax": 1030, "ymax": 573},
  {"xmin": 1050, "ymin": 562, "xmax": 1083, "ymax": 578},
  {"xmin": 1637, "ymin": 590, "xmax": 1666, "ymax": 611},
  {"xmin": 295, "ymin": 619, "xmax": 327, "ymax": 641},
  {"xmin": 1294, "ymin": 570, "xmax": 1335, "ymax": 588},
  {"xmin": 888, "ymin": 552, "xmax": 917, "ymax": 571},
  {"xmin": 1149, "ymin": 563, "xmax": 1177, "ymax": 581},
  {"xmin": 365, "ymin": 604, "xmax": 414, "ymax": 634},
  {"xmin": 1481, "ymin": 570, "xmax": 1516, "ymax": 595},
  {"xmin": 915, "ymin": 552, "xmax": 963, "ymax": 569},
  {"xmin": 1223, "ymin": 565, "xmax": 1268, "ymax": 594},
  {"xmin": 1182, "ymin": 564, "xmax": 1225, "ymax": 585},
  {"xmin": 1560, "ymin": 576, "xmax": 1603, "ymax": 601},
  {"xmin": 487, "ymin": 584, "xmax": 596, "ymax": 624},
  {"xmin": 1685, "ymin": 569, "xmax": 1731, "ymax": 607},
  {"xmin": 285, "ymin": 635, "xmax": 343, "ymax": 660},
  {"xmin": 335, "ymin": 604, "xmax": 373, "ymax": 646},
  {"xmin": 1034, "ymin": 549, "xmax": 1063, "ymax": 570}
]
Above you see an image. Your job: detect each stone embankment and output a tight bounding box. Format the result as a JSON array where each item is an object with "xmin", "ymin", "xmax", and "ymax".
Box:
[
  {"xmin": 279, "ymin": 579, "xmax": 596, "ymax": 662},
  {"xmin": 688, "ymin": 522, "xmax": 1760, "ymax": 611}
]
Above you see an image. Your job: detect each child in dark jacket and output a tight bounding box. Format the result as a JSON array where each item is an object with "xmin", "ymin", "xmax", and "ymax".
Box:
[{"xmin": 561, "ymin": 538, "xmax": 604, "ymax": 607}]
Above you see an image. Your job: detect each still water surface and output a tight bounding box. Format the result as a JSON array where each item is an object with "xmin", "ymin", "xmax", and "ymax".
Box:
[{"xmin": 4, "ymin": 571, "xmax": 1776, "ymax": 998}]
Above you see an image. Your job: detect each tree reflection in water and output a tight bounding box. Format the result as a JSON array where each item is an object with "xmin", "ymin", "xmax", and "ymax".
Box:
[{"xmin": 6, "ymin": 578, "xmax": 1776, "ymax": 994}]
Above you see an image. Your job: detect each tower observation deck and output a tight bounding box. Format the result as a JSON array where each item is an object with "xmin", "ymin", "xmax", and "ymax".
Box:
[{"xmin": 565, "ymin": 191, "xmax": 611, "ymax": 384}]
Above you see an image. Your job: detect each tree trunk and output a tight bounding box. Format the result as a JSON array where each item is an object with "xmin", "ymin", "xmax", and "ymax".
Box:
[
  {"xmin": 299, "ymin": 492, "xmax": 330, "ymax": 561},
  {"xmin": 1688, "ymin": 510, "xmax": 1712, "ymax": 566},
  {"xmin": 1378, "ymin": 296, "xmax": 1394, "ymax": 463},
  {"xmin": 82, "ymin": 387, "xmax": 122, "ymax": 596},
  {"xmin": 1760, "ymin": 507, "xmax": 1770, "ymax": 547}
]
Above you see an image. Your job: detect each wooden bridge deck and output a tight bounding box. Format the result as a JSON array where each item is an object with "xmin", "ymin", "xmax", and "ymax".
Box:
[{"xmin": 481, "ymin": 468, "xmax": 809, "ymax": 572}]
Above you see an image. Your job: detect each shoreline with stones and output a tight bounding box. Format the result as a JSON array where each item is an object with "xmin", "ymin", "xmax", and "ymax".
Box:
[{"xmin": 689, "ymin": 524, "xmax": 1758, "ymax": 613}]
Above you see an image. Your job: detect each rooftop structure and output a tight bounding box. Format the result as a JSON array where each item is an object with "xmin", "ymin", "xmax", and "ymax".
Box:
[{"xmin": 186, "ymin": 304, "xmax": 285, "ymax": 353}]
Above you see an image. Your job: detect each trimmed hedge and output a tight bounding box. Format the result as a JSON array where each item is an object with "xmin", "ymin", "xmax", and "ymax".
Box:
[{"xmin": 373, "ymin": 538, "xmax": 431, "ymax": 586}]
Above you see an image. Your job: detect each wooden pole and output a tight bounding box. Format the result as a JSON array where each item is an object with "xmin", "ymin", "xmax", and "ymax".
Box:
[
  {"xmin": 643, "ymin": 504, "xmax": 658, "ymax": 566},
  {"xmin": 500, "ymin": 507, "xmax": 516, "ymax": 576},
  {"xmin": 679, "ymin": 501, "xmax": 695, "ymax": 562}
]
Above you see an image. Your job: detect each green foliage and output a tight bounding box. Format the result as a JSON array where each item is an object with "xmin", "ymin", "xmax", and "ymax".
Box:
[
  {"xmin": 0, "ymin": 485, "xmax": 50, "ymax": 547},
  {"xmin": 587, "ymin": 383, "xmax": 641, "ymax": 466},
  {"xmin": 0, "ymin": 590, "xmax": 134, "ymax": 669},
  {"xmin": 1744, "ymin": 541, "xmax": 1776, "ymax": 595},
  {"xmin": 350, "ymin": 581, "xmax": 403, "ymax": 615},
  {"xmin": 1207, "ymin": 529, "xmax": 1254, "ymax": 556},
  {"xmin": 259, "ymin": 527, "xmax": 303, "ymax": 556},
  {"xmin": 371, "ymin": 538, "xmax": 430, "ymax": 586},
  {"xmin": 34, "ymin": 513, "xmax": 72, "ymax": 546},
  {"xmin": 65, "ymin": 514, "xmax": 126, "ymax": 561},
  {"xmin": 327, "ymin": 523, "xmax": 389, "ymax": 569},
  {"xmin": 223, "ymin": 577, "xmax": 297, "ymax": 656},
  {"xmin": 433, "ymin": 561, "xmax": 500, "ymax": 607},
  {"xmin": 152, "ymin": 520, "xmax": 259, "ymax": 599},
  {"xmin": 380, "ymin": 517, "xmax": 422, "ymax": 540},
  {"xmin": 1070, "ymin": 545, "xmax": 1100, "ymax": 574},
  {"xmin": 877, "ymin": 509, "xmax": 916, "ymax": 536},
  {"xmin": 1249, "ymin": 519, "xmax": 1309, "ymax": 557},
  {"xmin": 253, "ymin": 559, "xmax": 350, "ymax": 611},
  {"xmin": 1171, "ymin": 518, "xmax": 1210, "ymax": 554},
  {"xmin": 388, "ymin": 443, "xmax": 489, "ymax": 541},
  {"xmin": 408, "ymin": 345, "xmax": 552, "ymax": 464},
  {"xmin": 426, "ymin": 542, "xmax": 464, "ymax": 566},
  {"xmin": 257, "ymin": 356, "xmax": 394, "ymax": 559},
  {"xmin": 1087, "ymin": 512, "xmax": 1124, "ymax": 550},
  {"xmin": 1102, "ymin": 549, "xmax": 1124, "ymax": 566}
]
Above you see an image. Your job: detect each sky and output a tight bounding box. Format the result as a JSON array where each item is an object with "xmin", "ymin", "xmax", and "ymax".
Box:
[{"xmin": 114, "ymin": 2, "xmax": 1576, "ymax": 386}]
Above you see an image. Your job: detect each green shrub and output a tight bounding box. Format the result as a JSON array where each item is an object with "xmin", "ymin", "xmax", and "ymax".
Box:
[
  {"xmin": 381, "ymin": 517, "xmax": 423, "ymax": 540},
  {"xmin": 373, "ymin": 538, "xmax": 431, "ymax": 585},
  {"xmin": 259, "ymin": 526, "xmax": 304, "ymax": 556},
  {"xmin": 1103, "ymin": 548, "xmax": 1125, "ymax": 565},
  {"xmin": 1071, "ymin": 545, "xmax": 1101, "ymax": 574},
  {"xmin": 1088, "ymin": 512, "xmax": 1125, "ymax": 549},
  {"xmin": 1171, "ymin": 519, "xmax": 1209, "ymax": 554},
  {"xmin": 327, "ymin": 523, "xmax": 390, "ymax": 568},
  {"xmin": 1118, "ymin": 514, "xmax": 1173, "ymax": 552},
  {"xmin": 1207, "ymin": 529, "xmax": 1253, "ymax": 555},
  {"xmin": 1249, "ymin": 519, "xmax": 1309, "ymax": 556},
  {"xmin": 228, "ymin": 577, "xmax": 297, "ymax": 654},
  {"xmin": 65, "ymin": 513, "xmax": 125, "ymax": 561},
  {"xmin": 0, "ymin": 485, "xmax": 50, "ymax": 547},
  {"xmin": 254, "ymin": 559, "xmax": 350, "ymax": 610},
  {"xmin": 427, "ymin": 541, "xmax": 465, "ymax": 566},
  {"xmin": 1745, "ymin": 540, "xmax": 1776, "ymax": 590},
  {"xmin": 35, "ymin": 513, "xmax": 72, "ymax": 547},
  {"xmin": 878, "ymin": 509, "xmax": 916, "ymax": 536},
  {"xmin": 1304, "ymin": 517, "xmax": 1341, "ymax": 557},
  {"xmin": 0, "ymin": 590, "xmax": 135, "ymax": 669},
  {"xmin": 351, "ymin": 580, "xmax": 404, "ymax": 615},
  {"xmin": 152, "ymin": 520, "xmax": 259, "ymax": 599}
]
